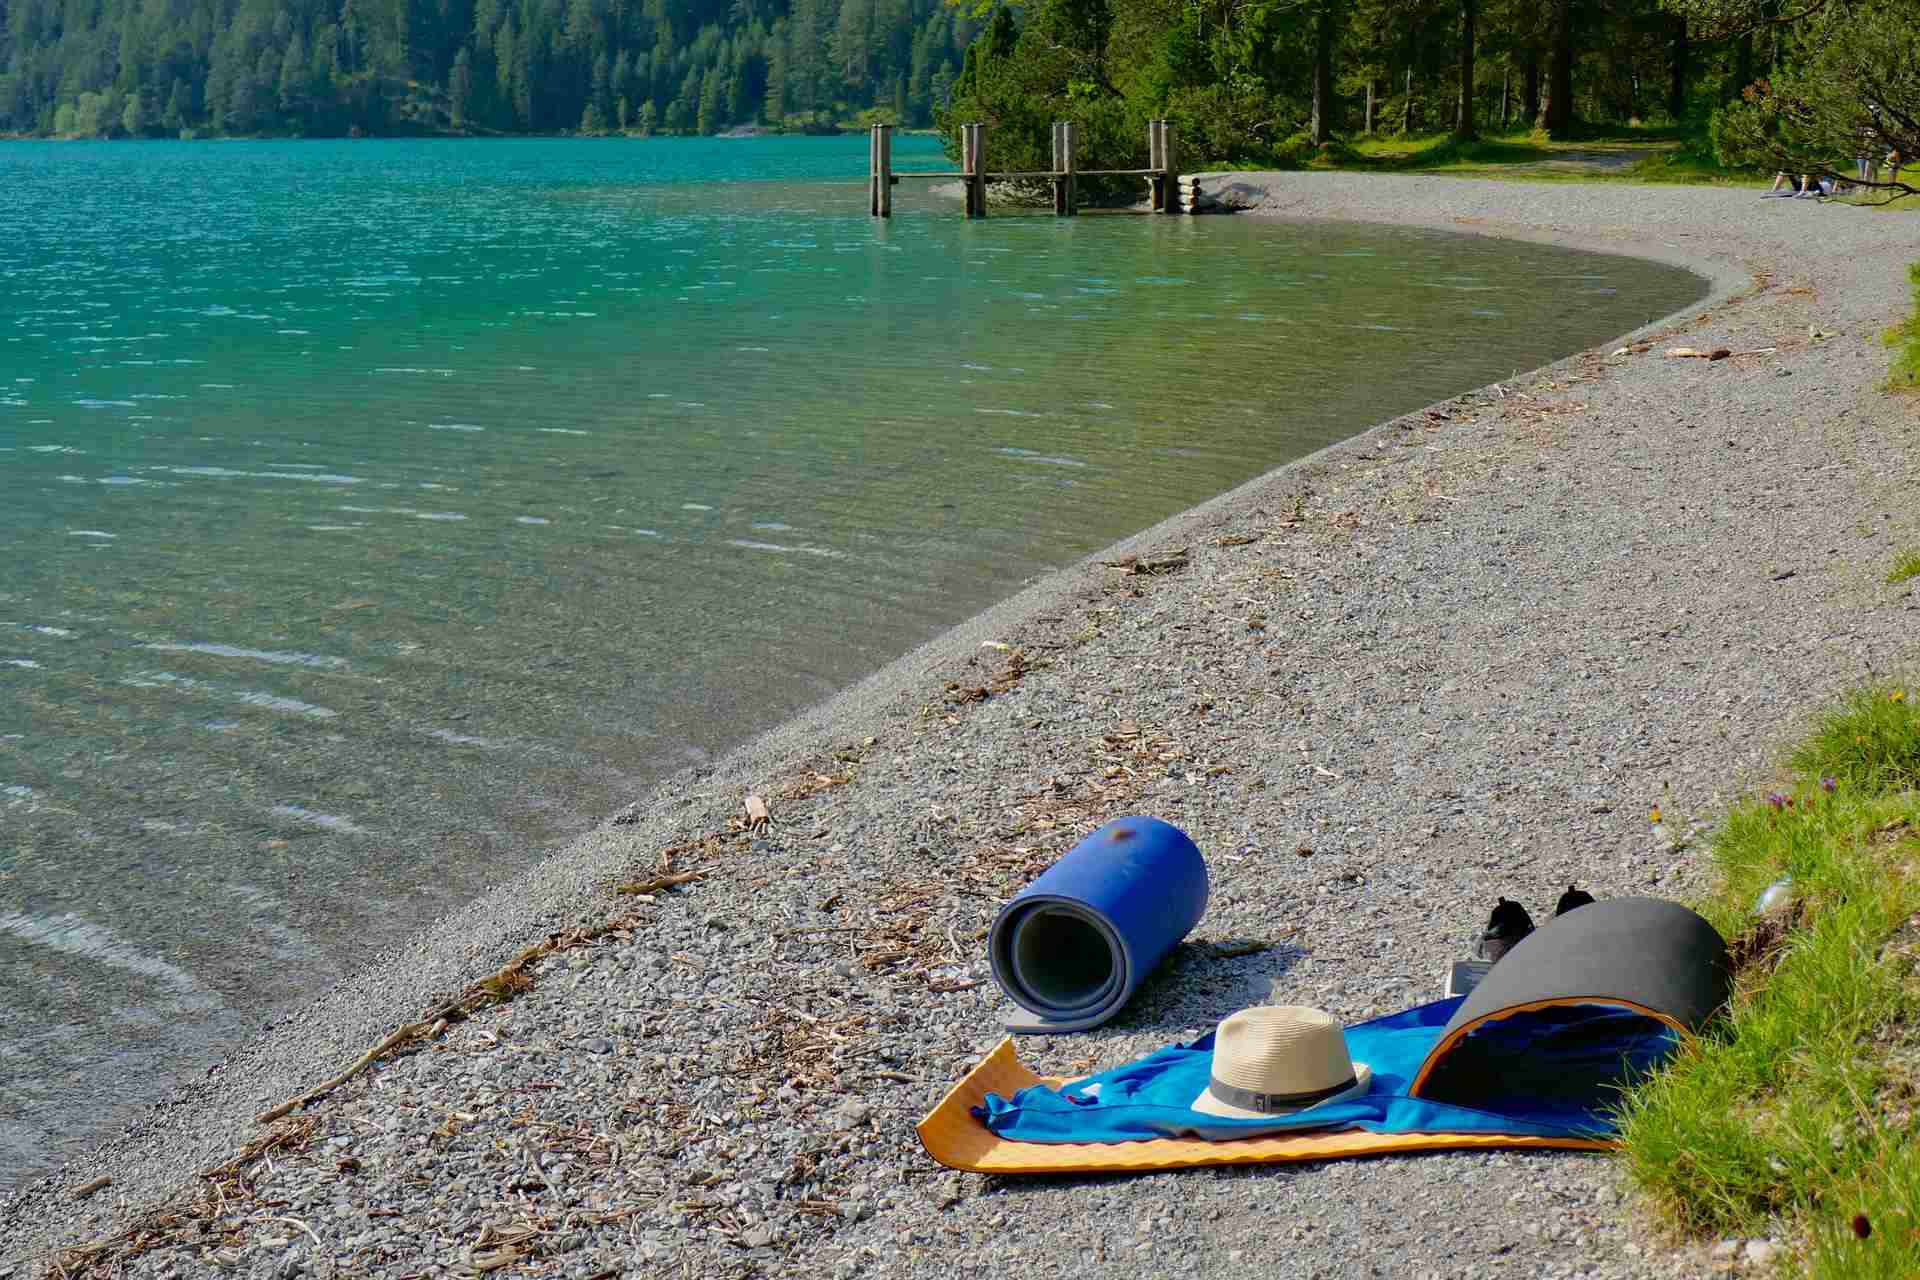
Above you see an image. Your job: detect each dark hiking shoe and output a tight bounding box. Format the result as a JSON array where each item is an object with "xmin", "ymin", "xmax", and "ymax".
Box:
[
  {"xmin": 1474, "ymin": 897, "xmax": 1535, "ymax": 963},
  {"xmin": 1446, "ymin": 897, "xmax": 1536, "ymax": 997},
  {"xmin": 1555, "ymin": 884, "xmax": 1597, "ymax": 916}
]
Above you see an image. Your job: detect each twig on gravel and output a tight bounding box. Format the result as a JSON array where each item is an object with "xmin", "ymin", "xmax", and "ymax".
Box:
[
  {"xmin": 615, "ymin": 869, "xmax": 709, "ymax": 895},
  {"xmin": 1207, "ymin": 941, "xmax": 1278, "ymax": 959},
  {"xmin": 256, "ymin": 1007, "xmax": 455, "ymax": 1123},
  {"xmin": 1101, "ymin": 549, "xmax": 1192, "ymax": 575},
  {"xmin": 66, "ymin": 1175, "xmax": 110, "ymax": 1200},
  {"xmin": 254, "ymin": 1214, "xmax": 322, "ymax": 1248},
  {"xmin": 48, "ymin": 1118, "xmax": 321, "ymax": 1279},
  {"xmin": 257, "ymin": 901, "xmax": 680, "ymax": 1124}
]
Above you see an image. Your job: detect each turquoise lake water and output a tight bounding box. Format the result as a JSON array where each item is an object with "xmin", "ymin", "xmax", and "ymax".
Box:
[{"xmin": 0, "ymin": 135, "xmax": 1706, "ymax": 1189}]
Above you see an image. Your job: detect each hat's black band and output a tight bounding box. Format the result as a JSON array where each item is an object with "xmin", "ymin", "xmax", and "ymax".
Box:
[{"xmin": 1208, "ymin": 1074, "xmax": 1356, "ymax": 1114}]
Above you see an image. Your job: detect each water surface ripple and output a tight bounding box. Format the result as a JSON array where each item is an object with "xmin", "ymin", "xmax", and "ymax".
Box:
[{"xmin": 0, "ymin": 136, "xmax": 1704, "ymax": 1190}]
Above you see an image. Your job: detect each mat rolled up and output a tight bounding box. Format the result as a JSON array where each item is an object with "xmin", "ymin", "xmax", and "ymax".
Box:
[{"xmin": 989, "ymin": 817, "xmax": 1208, "ymax": 1034}]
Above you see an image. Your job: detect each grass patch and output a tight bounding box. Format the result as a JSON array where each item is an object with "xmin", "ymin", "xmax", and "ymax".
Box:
[
  {"xmin": 1617, "ymin": 684, "xmax": 1920, "ymax": 1273},
  {"xmin": 1890, "ymin": 551, "xmax": 1920, "ymax": 585},
  {"xmin": 1315, "ymin": 124, "xmax": 1764, "ymax": 187},
  {"xmin": 1885, "ymin": 263, "xmax": 1920, "ymax": 392}
]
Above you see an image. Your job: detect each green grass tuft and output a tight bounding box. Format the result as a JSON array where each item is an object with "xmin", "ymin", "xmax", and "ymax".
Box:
[
  {"xmin": 1616, "ymin": 684, "xmax": 1920, "ymax": 1271},
  {"xmin": 1789, "ymin": 684, "xmax": 1920, "ymax": 792},
  {"xmin": 1886, "ymin": 263, "xmax": 1920, "ymax": 392},
  {"xmin": 1891, "ymin": 551, "xmax": 1920, "ymax": 585}
]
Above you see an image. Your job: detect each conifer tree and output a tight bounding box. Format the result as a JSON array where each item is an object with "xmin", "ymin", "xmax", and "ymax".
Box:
[{"xmin": 450, "ymin": 45, "xmax": 473, "ymax": 126}]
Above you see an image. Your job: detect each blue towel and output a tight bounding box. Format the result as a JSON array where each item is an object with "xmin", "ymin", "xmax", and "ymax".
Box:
[{"xmin": 976, "ymin": 997, "xmax": 1677, "ymax": 1144}]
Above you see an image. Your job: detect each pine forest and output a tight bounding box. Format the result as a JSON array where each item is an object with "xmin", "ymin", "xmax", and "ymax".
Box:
[{"xmin": 3, "ymin": 0, "xmax": 1915, "ymax": 203}]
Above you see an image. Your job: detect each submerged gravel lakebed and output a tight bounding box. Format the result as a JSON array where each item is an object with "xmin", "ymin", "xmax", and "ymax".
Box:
[{"xmin": 6, "ymin": 174, "xmax": 1919, "ymax": 1279}]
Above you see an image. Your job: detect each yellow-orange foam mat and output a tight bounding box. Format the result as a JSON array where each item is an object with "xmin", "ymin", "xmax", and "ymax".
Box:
[{"xmin": 915, "ymin": 1038, "xmax": 1615, "ymax": 1175}]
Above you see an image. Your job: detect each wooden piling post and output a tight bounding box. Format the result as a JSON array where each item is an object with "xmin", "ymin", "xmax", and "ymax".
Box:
[
  {"xmin": 1148, "ymin": 120, "xmax": 1166, "ymax": 212},
  {"xmin": 1052, "ymin": 121, "xmax": 1077, "ymax": 216},
  {"xmin": 869, "ymin": 124, "xmax": 893, "ymax": 217},
  {"xmin": 1163, "ymin": 122, "xmax": 1181, "ymax": 214},
  {"xmin": 962, "ymin": 123, "xmax": 988, "ymax": 218},
  {"xmin": 1052, "ymin": 123, "xmax": 1063, "ymax": 214}
]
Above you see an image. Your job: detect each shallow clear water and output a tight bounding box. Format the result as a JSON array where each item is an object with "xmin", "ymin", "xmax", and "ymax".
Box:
[{"xmin": 0, "ymin": 135, "xmax": 1705, "ymax": 1188}]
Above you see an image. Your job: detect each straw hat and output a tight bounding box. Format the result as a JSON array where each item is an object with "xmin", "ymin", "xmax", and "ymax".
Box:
[{"xmin": 1191, "ymin": 1006, "xmax": 1373, "ymax": 1118}]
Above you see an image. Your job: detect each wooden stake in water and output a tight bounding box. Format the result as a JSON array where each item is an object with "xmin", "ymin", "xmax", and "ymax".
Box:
[
  {"xmin": 1148, "ymin": 120, "xmax": 1181, "ymax": 214},
  {"xmin": 1149, "ymin": 120, "xmax": 1166, "ymax": 213},
  {"xmin": 869, "ymin": 124, "xmax": 894, "ymax": 218},
  {"xmin": 1052, "ymin": 122, "xmax": 1078, "ymax": 216},
  {"xmin": 964, "ymin": 124, "xmax": 987, "ymax": 219},
  {"xmin": 1162, "ymin": 121, "xmax": 1181, "ymax": 215}
]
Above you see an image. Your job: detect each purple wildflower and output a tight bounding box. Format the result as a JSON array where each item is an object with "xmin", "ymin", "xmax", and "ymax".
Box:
[
  {"xmin": 1821, "ymin": 776, "xmax": 1837, "ymax": 794},
  {"xmin": 1766, "ymin": 792, "xmax": 1791, "ymax": 811}
]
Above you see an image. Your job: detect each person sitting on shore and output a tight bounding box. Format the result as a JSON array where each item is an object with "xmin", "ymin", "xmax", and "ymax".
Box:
[{"xmin": 1767, "ymin": 171, "xmax": 1832, "ymax": 198}]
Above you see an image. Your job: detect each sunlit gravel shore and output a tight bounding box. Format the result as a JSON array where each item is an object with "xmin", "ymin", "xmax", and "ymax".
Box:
[{"xmin": 6, "ymin": 174, "xmax": 1918, "ymax": 1280}]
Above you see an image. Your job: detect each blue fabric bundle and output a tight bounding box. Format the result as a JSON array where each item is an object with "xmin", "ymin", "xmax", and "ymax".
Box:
[{"xmin": 976, "ymin": 997, "xmax": 1678, "ymax": 1144}]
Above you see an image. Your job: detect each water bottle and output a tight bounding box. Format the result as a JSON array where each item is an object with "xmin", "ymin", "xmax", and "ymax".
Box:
[{"xmin": 1754, "ymin": 877, "xmax": 1793, "ymax": 913}]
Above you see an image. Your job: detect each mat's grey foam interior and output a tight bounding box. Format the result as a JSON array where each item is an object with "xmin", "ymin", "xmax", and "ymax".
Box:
[{"xmin": 1012, "ymin": 909, "xmax": 1114, "ymax": 1007}]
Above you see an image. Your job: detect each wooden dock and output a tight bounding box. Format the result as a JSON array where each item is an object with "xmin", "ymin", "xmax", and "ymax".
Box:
[{"xmin": 869, "ymin": 121, "xmax": 1189, "ymax": 218}]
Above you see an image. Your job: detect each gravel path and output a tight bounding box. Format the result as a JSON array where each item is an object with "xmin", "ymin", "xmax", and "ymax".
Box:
[{"xmin": 6, "ymin": 173, "xmax": 1917, "ymax": 1280}]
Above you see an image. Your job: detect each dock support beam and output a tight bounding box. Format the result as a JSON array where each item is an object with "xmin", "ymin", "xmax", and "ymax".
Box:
[
  {"xmin": 1148, "ymin": 120, "xmax": 1181, "ymax": 213},
  {"xmin": 963, "ymin": 123, "xmax": 988, "ymax": 218},
  {"xmin": 869, "ymin": 124, "xmax": 894, "ymax": 217},
  {"xmin": 1051, "ymin": 121, "xmax": 1078, "ymax": 216}
]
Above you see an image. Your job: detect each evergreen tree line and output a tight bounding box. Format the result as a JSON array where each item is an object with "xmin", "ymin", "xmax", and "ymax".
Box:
[
  {"xmin": 0, "ymin": 0, "xmax": 978, "ymax": 135},
  {"xmin": 940, "ymin": 0, "xmax": 1918, "ymax": 195}
]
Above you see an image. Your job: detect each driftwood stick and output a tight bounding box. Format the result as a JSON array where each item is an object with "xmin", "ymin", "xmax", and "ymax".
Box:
[
  {"xmin": 253, "ymin": 902, "xmax": 658, "ymax": 1124},
  {"xmin": 615, "ymin": 869, "xmax": 708, "ymax": 895},
  {"xmin": 256, "ymin": 1022, "xmax": 421, "ymax": 1123},
  {"xmin": 254, "ymin": 1214, "xmax": 323, "ymax": 1248}
]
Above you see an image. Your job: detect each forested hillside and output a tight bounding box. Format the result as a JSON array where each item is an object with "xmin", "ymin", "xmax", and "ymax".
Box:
[
  {"xmin": 5, "ymin": 0, "xmax": 1914, "ymax": 201},
  {"xmin": 946, "ymin": 0, "xmax": 1748, "ymax": 180},
  {"xmin": 944, "ymin": 0, "xmax": 1916, "ymax": 192},
  {"xmin": 0, "ymin": 0, "xmax": 977, "ymax": 135}
]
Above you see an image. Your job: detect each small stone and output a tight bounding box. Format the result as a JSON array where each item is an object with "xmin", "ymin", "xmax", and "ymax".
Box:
[
  {"xmin": 1709, "ymin": 1239, "xmax": 1740, "ymax": 1261},
  {"xmin": 828, "ymin": 1100, "xmax": 873, "ymax": 1131},
  {"xmin": 741, "ymin": 1225, "xmax": 776, "ymax": 1249},
  {"xmin": 582, "ymin": 1037, "xmax": 614, "ymax": 1055},
  {"xmin": 1744, "ymin": 1240, "xmax": 1780, "ymax": 1265}
]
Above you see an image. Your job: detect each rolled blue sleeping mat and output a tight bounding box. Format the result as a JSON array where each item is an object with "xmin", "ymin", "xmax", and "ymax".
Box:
[{"xmin": 988, "ymin": 817, "xmax": 1209, "ymax": 1034}]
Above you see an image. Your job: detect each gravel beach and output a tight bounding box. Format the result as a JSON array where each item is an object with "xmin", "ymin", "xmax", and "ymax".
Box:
[{"xmin": 7, "ymin": 173, "xmax": 1918, "ymax": 1280}]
